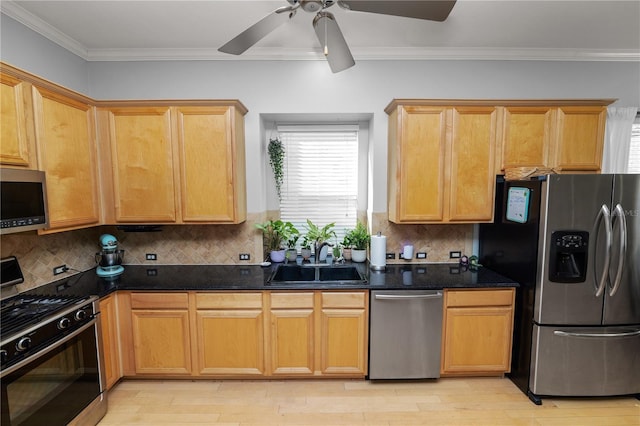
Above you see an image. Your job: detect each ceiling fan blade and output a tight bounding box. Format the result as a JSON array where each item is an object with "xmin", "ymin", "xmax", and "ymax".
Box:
[
  {"xmin": 337, "ymin": 0, "xmax": 457, "ymax": 22},
  {"xmin": 218, "ymin": 5, "xmax": 297, "ymax": 55},
  {"xmin": 313, "ymin": 12, "xmax": 355, "ymax": 73}
]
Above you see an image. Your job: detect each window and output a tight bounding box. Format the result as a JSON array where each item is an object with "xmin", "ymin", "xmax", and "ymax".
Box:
[
  {"xmin": 629, "ymin": 114, "xmax": 640, "ymax": 173},
  {"xmin": 277, "ymin": 125, "xmax": 359, "ymax": 245}
]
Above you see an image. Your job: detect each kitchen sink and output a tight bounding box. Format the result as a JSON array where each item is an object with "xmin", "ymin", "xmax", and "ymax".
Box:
[{"xmin": 268, "ymin": 264, "xmax": 367, "ymax": 285}]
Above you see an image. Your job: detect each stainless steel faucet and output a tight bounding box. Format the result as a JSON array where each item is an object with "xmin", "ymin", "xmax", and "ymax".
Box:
[{"xmin": 314, "ymin": 241, "xmax": 330, "ymax": 263}]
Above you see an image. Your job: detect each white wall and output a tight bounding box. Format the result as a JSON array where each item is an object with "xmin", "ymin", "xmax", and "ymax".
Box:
[{"xmin": 3, "ymin": 14, "xmax": 639, "ymax": 215}]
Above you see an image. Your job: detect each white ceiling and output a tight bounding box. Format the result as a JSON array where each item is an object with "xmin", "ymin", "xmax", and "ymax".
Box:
[{"xmin": 2, "ymin": 0, "xmax": 639, "ymax": 62}]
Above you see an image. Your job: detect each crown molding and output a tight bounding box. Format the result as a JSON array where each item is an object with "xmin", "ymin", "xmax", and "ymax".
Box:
[{"xmin": 3, "ymin": 2, "xmax": 639, "ymax": 63}]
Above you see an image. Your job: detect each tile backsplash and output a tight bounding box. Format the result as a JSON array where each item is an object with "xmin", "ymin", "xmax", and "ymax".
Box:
[
  {"xmin": 371, "ymin": 212, "xmax": 473, "ymax": 264},
  {"xmin": 1, "ymin": 211, "xmax": 472, "ymax": 293}
]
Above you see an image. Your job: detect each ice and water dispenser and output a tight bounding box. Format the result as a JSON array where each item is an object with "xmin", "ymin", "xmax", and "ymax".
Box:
[{"xmin": 548, "ymin": 230, "xmax": 589, "ymax": 283}]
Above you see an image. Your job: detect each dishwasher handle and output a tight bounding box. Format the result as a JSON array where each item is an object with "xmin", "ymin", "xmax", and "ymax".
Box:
[{"xmin": 374, "ymin": 292, "xmax": 442, "ymax": 300}]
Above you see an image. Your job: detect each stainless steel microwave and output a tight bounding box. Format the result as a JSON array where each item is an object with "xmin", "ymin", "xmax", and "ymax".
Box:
[{"xmin": 0, "ymin": 168, "xmax": 49, "ymax": 234}]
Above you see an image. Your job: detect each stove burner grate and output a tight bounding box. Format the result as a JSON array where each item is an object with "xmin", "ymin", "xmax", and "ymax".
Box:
[{"xmin": 1, "ymin": 295, "xmax": 88, "ymax": 339}]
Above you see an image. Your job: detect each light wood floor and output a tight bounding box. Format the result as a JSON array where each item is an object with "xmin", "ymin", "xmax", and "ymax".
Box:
[{"xmin": 98, "ymin": 377, "xmax": 640, "ymax": 426}]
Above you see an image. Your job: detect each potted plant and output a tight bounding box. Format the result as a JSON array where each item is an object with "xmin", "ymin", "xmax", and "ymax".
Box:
[
  {"xmin": 348, "ymin": 221, "xmax": 370, "ymax": 263},
  {"xmin": 341, "ymin": 233, "xmax": 353, "ymax": 261},
  {"xmin": 285, "ymin": 225, "xmax": 300, "ymax": 261},
  {"xmin": 303, "ymin": 219, "xmax": 336, "ymax": 262},
  {"xmin": 268, "ymin": 138, "xmax": 285, "ymax": 201},
  {"xmin": 255, "ymin": 219, "xmax": 297, "ymax": 263},
  {"xmin": 300, "ymin": 236, "xmax": 312, "ymax": 261}
]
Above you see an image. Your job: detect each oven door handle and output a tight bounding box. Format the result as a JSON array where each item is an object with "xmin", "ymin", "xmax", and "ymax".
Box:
[{"xmin": 1, "ymin": 317, "xmax": 97, "ymax": 377}]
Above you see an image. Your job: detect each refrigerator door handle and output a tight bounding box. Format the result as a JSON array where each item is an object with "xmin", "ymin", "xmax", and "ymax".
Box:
[
  {"xmin": 554, "ymin": 329, "xmax": 640, "ymax": 338},
  {"xmin": 593, "ymin": 204, "xmax": 612, "ymax": 297},
  {"xmin": 609, "ymin": 203, "xmax": 627, "ymax": 297}
]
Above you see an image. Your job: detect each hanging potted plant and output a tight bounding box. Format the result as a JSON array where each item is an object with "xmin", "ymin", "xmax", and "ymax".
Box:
[
  {"xmin": 268, "ymin": 137, "xmax": 285, "ymax": 201},
  {"xmin": 255, "ymin": 219, "xmax": 296, "ymax": 263},
  {"xmin": 347, "ymin": 221, "xmax": 370, "ymax": 263}
]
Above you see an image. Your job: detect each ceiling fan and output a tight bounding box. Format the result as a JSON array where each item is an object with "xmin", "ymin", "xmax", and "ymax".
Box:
[{"xmin": 218, "ymin": 0, "xmax": 457, "ymax": 73}]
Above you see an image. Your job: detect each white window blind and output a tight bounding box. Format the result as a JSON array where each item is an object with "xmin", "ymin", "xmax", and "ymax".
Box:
[
  {"xmin": 277, "ymin": 125, "xmax": 358, "ymax": 245},
  {"xmin": 629, "ymin": 115, "xmax": 640, "ymax": 173}
]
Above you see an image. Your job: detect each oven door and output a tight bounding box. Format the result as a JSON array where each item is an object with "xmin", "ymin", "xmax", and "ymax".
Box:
[{"xmin": 1, "ymin": 319, "xmax": 103, "ymax": 426}]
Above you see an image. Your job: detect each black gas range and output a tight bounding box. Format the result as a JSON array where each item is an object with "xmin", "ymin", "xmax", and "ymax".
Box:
[
  {"xmin": 1, "ymin": 293, "xmax": 98, "ymax": 369},
  {"xmin": 0, "ymin": 258, "xmax": 107, "ymax": 426}
]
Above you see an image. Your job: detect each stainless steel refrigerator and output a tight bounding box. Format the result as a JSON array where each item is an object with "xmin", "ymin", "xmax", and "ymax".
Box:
[{"xmin": 479, "ymin": 174, "xmax": 640, "ymax": 405}]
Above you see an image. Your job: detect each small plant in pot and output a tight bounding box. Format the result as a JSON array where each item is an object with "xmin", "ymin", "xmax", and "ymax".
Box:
[
  {"xmin": 347, "ymin": 221, "xmax": 370, "ymax": 263},
  {"xmin": 341, "ymin": 233, "xmax": 353, "ymax": 261},
  {"xmin": 303, "ymin": 219, "xmax": 336, "ymax": 262},
  {"xmin": 255, "ymin": 219, "xmax": 297, "ymax": 263},
  {"xmin": 300, "ymin": 236, "xmax": 312, "ymax": 261},
  {"xmin": 285, "ymin": 226, "xmax": 300, "ymax": 262}
]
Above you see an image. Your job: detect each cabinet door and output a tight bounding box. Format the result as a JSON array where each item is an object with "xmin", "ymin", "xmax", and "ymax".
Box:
[
  {"xmin": 269, "ymin": 292, "xmax": 314, "ymax": 376},
  {"xmin": 32, "ymin": 87, "xmax": 100, "ymax": 232},
  {"xmin": 131, "ymin": 309, "xmax": 192, "ymax": 375},
  {"xmin": 554, "ymin": 106, "xmax": 606, "ymax": 172},
  {"xmin": 441, "ymin": 306, "xmax": 514, "ymax": 374},
  {"xmin": 448, "ymin": 107, "xmax": 497, "ymax": 222},
  {"xmin": 196, "ymin": 309, "xmax": 264, "ymax": 376},
  {"xmin": 99, "ymin": 294, "xmax": 121, "ymax": 389},
  {"xmin": 1, "ymin": 73, "xmax": 31, "ymax": 167},
  {"xmin": 389, "ymin": 106, "xmax": 448, "ymax": 222},
  {"xmin": 320, "ymin": 292, "xmax": 368, "ymax": 376},
  {"xmin": 107, "ymin": 107, "xmax": 177, "ymax": 222},
  {"xmin": 501, "ymin": 106, "xmax": 555, "ymax": 170},
  {"xmin": 175, "ymin": 106, "xmax": 246, "ymax": 223}
]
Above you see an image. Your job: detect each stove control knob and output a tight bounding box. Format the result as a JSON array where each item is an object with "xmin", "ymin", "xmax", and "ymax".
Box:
[
  {"xmin": 16, "ymin": 336, "xmax": 32, "ymax": 352},
  {"xmin": 58, "ymin": 317, "xmax": 71, "ymax": 330},
  {"xmin": 0, "ymin": 349, "xmax": 7, "ymax": 364},
  {"xmin": 74, "ymin": 309, "xmax": 87, "ymax": 321}
]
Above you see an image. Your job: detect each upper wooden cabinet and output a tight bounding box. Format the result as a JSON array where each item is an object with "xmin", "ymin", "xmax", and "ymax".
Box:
[
  {"xmin": 98, "ymin": 102, "xmax": 247, "ymax": 224},
  {"xmin": 386, "ymin": 101, "xmax": 497, "ymax": 223},
  {"xmin": 499, "ymin": 101, "xmax": 611, "ymax": 173},
  {"xmin": 32, "ymin": 86, "xmax": 101, "ymax": 232},
  {"xmin": 0, "ymin": 72, "xmax": 34, "ymax": 168},
  {"xmin": 103, "ymin": 106, "xmax": 177, "ymax": 223},
  {"xmin": 553, "ymin": 106, "xmax": 607, "ymax": 172}
]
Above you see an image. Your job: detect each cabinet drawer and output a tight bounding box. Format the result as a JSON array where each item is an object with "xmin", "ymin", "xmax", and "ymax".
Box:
[
  {"xmin": 322, "ymin": 292, "xmax": 366, "ymax": 308},
  {"xmin": 445, "ymin": 289, "xmax": 514, "ymax": 308},
  {"xmin": 196, "ymin": 292, "xmax": 263, "ymax": 309},
  {"xmin": 270, "ymin": 292, "xmax": 314, "ymax": 309},
  {"xmin": 130, "ymin": 292, "xmax": 189, "ymax": 309}
]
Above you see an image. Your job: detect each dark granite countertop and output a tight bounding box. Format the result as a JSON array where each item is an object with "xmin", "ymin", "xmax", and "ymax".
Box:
[{"xmin": 21, "ymin": 262, "xmax": 517, "ymax": 300}]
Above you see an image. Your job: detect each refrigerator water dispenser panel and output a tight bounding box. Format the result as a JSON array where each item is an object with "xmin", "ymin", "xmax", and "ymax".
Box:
[{"xmin": 549, "ymin": 231, "xmax": 589, "ymax": 283}]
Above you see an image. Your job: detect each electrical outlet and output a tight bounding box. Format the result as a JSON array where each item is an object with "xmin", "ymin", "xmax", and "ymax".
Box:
[
  {"xmin": 399, "ymin": 252, "xmax": 404, "ymax": 259},
  {"xmin": 146, "ymin": 253, "xmax": 157, "ymax": 261},
  {"xmin": 385, "ymin": 253, "xmax": 396, "ymax": 259},
  {"xmin": 53, "ymin": 265, "xmax": 67, "ymax": 275},
  {"xmin": 450, "ymin": 251, "xmax": 462, "ymax": 259},
  {"xmin": 416, "ymin": 252, "xmax": 427, "ymax": 259},
  {"xmin": 239, "ymin": 253, "xmax": 250, "ymax": 261}
]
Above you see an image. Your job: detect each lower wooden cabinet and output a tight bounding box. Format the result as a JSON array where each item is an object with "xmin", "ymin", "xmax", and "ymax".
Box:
[
  {"xmin": 268, "ymin": 292, "xmax": 315, "ymax": 376},
  {"xmin": 128, "ymin": 292, "xmax": 192, "ymax": 375},
  {"xmin": 99, "ymin": 293, "xmax": 121, "ymax": 389},
  {"xmin": 320, "ymin": 292, "xmax": 368, "ymax": 376},
  {"xmin": 195, "ymin": 292, "xmax": 265, "ymax": 376},
  {"xmin": 115, "ymin": 290, "xmax": 368, "ymax": 379},
  {"xmin": 441, "ymin": 288, "xmax": 515, "ymax": 376}
]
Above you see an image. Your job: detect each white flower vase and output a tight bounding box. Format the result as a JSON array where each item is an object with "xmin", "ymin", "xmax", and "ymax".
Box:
[{"xmin": 351, "ymin": 249, "xmax": 367, "ymax": 263}]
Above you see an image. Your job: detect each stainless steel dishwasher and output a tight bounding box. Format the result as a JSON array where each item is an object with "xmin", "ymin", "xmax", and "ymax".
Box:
[{"xmin": 369, "ymin": 290, "xmax": 443, "ymax": 379}]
